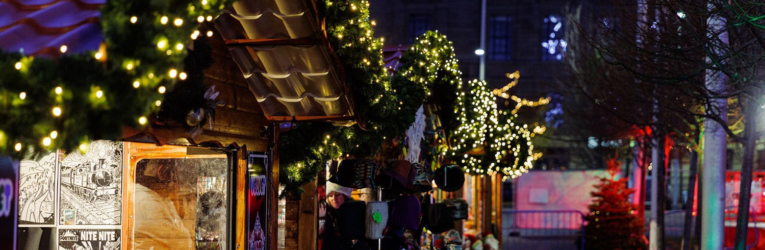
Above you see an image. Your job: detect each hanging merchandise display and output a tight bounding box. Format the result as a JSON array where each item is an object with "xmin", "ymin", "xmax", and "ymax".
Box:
[
  {"xmin": 405, "ymin": 106, "xmax": 427, "ymax": 163},
  {"xmin": 338, "ymin": 200, "xmax": 367, "ymax": 241},
  {"xmin": 335, "ymin": 159, "xmax": 361, "ymax": 187},
  {"xmin": 365, "ymin": 201, "xmax": 389, "ymax": 240},
  {"xmin": 444, "ymin": 230, "xmax": 463, "ymax": 250},
  {"xmin": 389, "ymin": 195, "xmax": 421, "ymax": 230},
  {"xmin": 424, "ymin": 202, "xmax": 454, "ymax": 234},
  {"xmin": 444, "ymin": 198, "xmax": 469, "ymax": 220},
  {"xmin": 375, "ymin": 160, "xmax": 414, "ymax": 193},
  {"xmin": 434, "ymin": 165, "xmax": 465, "ymax": 192},
  {"xmin": 411, "ymin": 162, "xmax": 434, "ymax": 192},
  {"xmin": 336, "ymin": 159, "xmax": 379, "ymax": 190}
]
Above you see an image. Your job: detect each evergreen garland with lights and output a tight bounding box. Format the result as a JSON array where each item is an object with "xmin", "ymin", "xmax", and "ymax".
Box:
[
  {"xmin": 448, "ymin": 79, "xmax": 539, "ymax": 177},
  {"xmin": 449, "ymin": 79, "xmax": 498, "ymax": 174},
  {"xmin": 491, "ymin": 111, "xmax": 534, "ymax": 177},
  {"xmin": 279, "ymin": 0, "xmax": 421, "ymax": 197},
  {"xmin": 0, "ymin": 0, "xmax": 233, "ymax": 158},
  {"xmin": 391, "ymin": 30, "xmax": 464, "ymax": 134}
]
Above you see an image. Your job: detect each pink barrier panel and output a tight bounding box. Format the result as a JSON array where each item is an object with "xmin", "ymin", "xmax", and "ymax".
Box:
[{"xmin": 515, "ymin": 170, "xmax": 614, "ymax": 229}]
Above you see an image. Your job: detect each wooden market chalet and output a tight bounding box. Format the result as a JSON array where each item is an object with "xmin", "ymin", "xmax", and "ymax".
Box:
[{"xmin": 2, "ymin": 0, "xmax": 506, "ymax": 249}]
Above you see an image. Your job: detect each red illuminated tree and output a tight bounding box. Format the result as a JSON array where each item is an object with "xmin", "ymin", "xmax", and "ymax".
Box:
[{"xmin": 581, "ymin": 156, "xmax": 647, "ymax": 250}]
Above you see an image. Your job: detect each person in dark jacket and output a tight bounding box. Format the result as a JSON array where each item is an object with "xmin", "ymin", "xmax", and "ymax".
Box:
[{"xmin": 320, "ymin": 179, "xmax": 354, "ymax": 250}]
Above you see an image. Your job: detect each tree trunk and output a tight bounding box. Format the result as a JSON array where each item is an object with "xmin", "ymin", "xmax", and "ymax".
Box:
[
  {"xmin": 650, "ymin": 132, "xmax": 666, "ymax": 250},
  {"xmin": 632, "ymin": 138, "xmax": 648, "ymax": 220},
  {"xmin": 694, "ymin": 168, "xmax": 703, "ymax": 250},
  {"xmin": 734, "ymin": 97, "xmax": 757, "ymax": 250},
  {"xmin": 671, "ymin": 151, "xmax": 681, "ymax": 209},
  {"xmin": 701, "ymin": 94, "xmax": 728, "ymax": 250},
  {"xmin": 701, "ymin": 2, "xmax": 728, "ymax": 249},
  {"xmin": 681, "ymin": 150, "xmax": 698, "ymax": 250}
]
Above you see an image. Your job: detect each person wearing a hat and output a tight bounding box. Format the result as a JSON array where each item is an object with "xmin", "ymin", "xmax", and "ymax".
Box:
[{"xmin": 319, "ymin": 178, "xmax": 357, "ymax": 250}]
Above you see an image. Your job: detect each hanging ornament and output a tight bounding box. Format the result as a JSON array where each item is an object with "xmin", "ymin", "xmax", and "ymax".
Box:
[
  {"xmin": 186, "ymin": 108, "xmax": 205, "ymax": 127},
  {"xmin": 405, "ymin": 105, "xmax": 426, "ymax": 162}
]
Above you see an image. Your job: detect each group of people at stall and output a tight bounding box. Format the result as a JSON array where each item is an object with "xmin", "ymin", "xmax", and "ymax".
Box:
[{"xmin": 318, "ymin": 159, "xmax": 469, "ymax": 250}]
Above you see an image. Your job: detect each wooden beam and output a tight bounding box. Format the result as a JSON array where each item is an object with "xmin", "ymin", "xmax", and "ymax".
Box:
[
  {"xmin": 266, "ymin": 115, "xmax": 355, "ymax": 122},
  {"xmin": 225, "ymin": 38, "xmax": 323, "ymax": 46}
]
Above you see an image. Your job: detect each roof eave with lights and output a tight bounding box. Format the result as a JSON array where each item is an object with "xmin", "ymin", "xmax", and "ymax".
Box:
[{"xmin": 214, "ymin": 0, "xmax": 357, "ymax": 125}]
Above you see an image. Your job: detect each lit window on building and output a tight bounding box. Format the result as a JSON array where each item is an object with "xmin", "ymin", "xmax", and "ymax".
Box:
[
  {"xmin": 545, "ymin": 93, "xmax": 564, "ymax": 128},
  {"xmin": 409, "ymin": 15, "xmax": 431, "ymax": 43},
  {"xmin": 489, "ymin": 16, "xmax": 512, "ymax": 61},
  {"xmin": 542, "ymin": 15, "xmax": 566, "ymax": 61}
]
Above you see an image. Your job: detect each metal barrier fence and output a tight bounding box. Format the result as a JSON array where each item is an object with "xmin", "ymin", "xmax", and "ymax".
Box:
[
  {"xmin": 502, "ymin": 210, "xmax": 584, "ymax": 250},
  {"xmin": 645, "ymin": 208, "xmax": 758, "ymax": 250},
  {"xmin": 723, "ymin": 207, "xmax": 759, "ymax": 250}
]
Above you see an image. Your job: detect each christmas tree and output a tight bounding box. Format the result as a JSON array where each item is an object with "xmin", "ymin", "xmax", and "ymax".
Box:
[{"xmin": 581, "ymin": 155, "xmax": 647, "ymax": 250}]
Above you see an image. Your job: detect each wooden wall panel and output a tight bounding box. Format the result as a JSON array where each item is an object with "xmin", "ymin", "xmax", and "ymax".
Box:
[
  {"xmin": 284, "ymin": 200, "xmax": 300, "ymax": 249},
  {"xmin": 298, "ymin": 180, "xmax": 318, "ymax": 250}
]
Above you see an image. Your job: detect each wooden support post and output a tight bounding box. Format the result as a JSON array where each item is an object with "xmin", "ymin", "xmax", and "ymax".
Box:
[
  {"xmin": 235, "ymin": 145, "xmax": 247, "ymax": 250},
  {"xmin": 496, "ymin": 175, "xmax": 503, "ymax": 244},
  {"xmin": 298, "ymin": 180, "xmax": 318, "ymax": 250},
  {"xmin": 483, "ymin": 176, "xmax": 493, "ymax": 234},
  {"xmin": 269, "ymin": 123, "xmax": 280, "ymax": 250}
]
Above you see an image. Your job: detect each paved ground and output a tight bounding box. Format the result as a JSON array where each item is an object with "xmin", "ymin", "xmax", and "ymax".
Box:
[
  {"xmin": 501, "ymin": 210, "xmax": 693, "ymax": 250},
  {"xmin": 502, "ymin": 232, "xmax": 579, "ymax": 250}
]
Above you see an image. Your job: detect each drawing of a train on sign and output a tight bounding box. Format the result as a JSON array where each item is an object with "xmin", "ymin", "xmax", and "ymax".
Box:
[{"xmin": 61, "ymin": 159, "xmax": 119, "ymax": 201}]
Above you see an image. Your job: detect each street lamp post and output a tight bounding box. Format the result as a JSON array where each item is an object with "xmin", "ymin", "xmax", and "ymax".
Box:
[{"xmin": 478, "ymin": 0, "xmax": 486, "ymax": 81}]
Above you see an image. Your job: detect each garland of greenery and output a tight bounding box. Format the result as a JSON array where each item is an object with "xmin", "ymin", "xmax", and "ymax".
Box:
[
  {"xmin": 279, "ymin": 0, "xmax": 424, "ymax": 197},
  {"xmin": 391, "ymin": 31, "xmax": 463, "ymax": 134},
  {"xmin": 278, "ymin": 29, "xmax": 472, "ymax": 196},
  {"xmin": 449, "ymin": 79, "xmax": 498, "ymax": 173},
  {"xmin": 0, "ymin": 0, "xmax": 233, "ymax": 158},
  {"xmin": 277, "ymin": 11, "xmax": 544, "ymax": 193}
]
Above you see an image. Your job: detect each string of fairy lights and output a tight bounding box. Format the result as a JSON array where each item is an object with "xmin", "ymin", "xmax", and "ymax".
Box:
[
  {"xmin": 448, "ymin": 72, "xmax": 549, "ymax": 178},
  {"xmin": 0, "ymin": 0, "xmax": 233, "ymax": 157},
  {"xmin": 278, "ymin": 0, "xmax": 404, "ymax": 197},
  {"xmin": 2, "ymin": 0, "xmax": 546, "ymax": 184}
]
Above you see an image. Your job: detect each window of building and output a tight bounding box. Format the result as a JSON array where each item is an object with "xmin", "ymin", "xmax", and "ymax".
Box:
[
  {"xmin": 409, "ymin": 15, "xmax": 431, "ymax": 43},
  {"xmin": 133, "ymin": 157, "xmax": 230, "ymax": 249},
  {"xmin": 489, "ymin": 16, "xmax": 512, "ymax": 61},
  {"xmin": 542, "ymin": 14, "xmax": 566, "ymax": 61},
  {"xmin": 602, "ymin": 17, "xmax": 619, "ymax": 32},
  {"xmin": 533, "ymin": 147, "xmax": 569, "ymax": 170}
]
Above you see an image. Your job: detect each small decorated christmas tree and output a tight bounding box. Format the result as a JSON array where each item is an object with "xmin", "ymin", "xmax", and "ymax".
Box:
[{"xmin": 581, "ymin": 154, "xmax": 647, "ymax": 250}]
